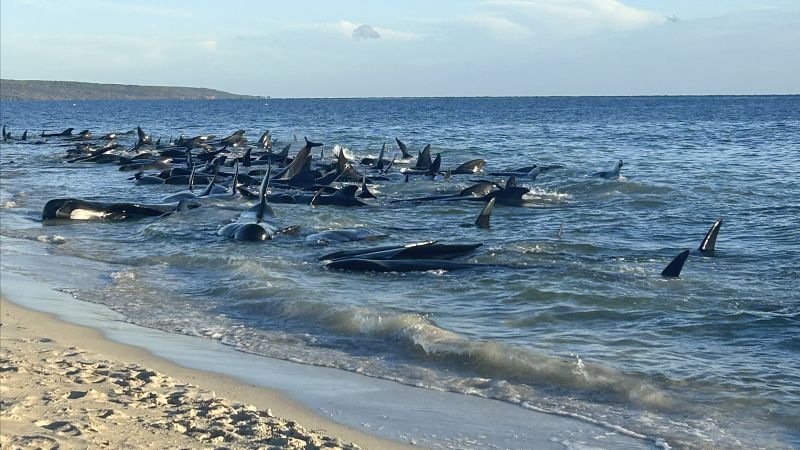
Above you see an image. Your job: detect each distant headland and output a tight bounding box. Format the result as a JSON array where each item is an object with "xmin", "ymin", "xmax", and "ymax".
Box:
[{"xmin": 0, "ymin": 79, "xmax": 259, "ymax": 101}]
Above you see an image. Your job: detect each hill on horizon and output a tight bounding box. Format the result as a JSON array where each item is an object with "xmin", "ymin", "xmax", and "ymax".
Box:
[{"xmin": 0, "ymin": 79, "xmax": 258, "ymax": 101}]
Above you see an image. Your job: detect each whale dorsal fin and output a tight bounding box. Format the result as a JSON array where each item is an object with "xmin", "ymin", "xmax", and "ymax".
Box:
[
  {"xmin": 429, "ymin": 153, "xmax": 442, "ymax": 175},
  {"xmin": 200, "ymin": 167, "xmax": 219, "ymax": 197},
  {"xmin": 475, "ymin": 198, "xmax": 496, "ymax": 229},
  {"xmin": 661, "ymin": 250, "xmax": 690, "ymax": 278},
  {"xmin": 310, "ymin": 188, "xmax": 324, "ymax": 207},
  {"xmin": 242, "ymin": 148, "xmax": 252, "ymax": 167},
  {"xmin": 698, "ymin": 217, "xmax": 723, "ymax": 255},
  {"xmin": 506, "ymin": 175, "xmax": 517, "ymax": 189},
  {"xmin": 230, "ymin": 162, "xmax": 239, "ymax": 195},
  {"xmin": 377, "ymin": 142, "xmax": 386, "ymax": 171},
  {"xmin": 382, "ymin": 154, "xmax": 397, "ymax": 174},
  {"xmin": 255, "ymin": 163, "xmax": 274, "ymax": 222},
  {"xmin": 395, "ymin": 137, "xmax": 412, "ymax": 158}
]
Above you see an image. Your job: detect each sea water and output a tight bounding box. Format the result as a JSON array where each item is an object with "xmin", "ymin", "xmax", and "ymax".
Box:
[{"xmin": 1, "ymin": 96, "xmax": 798, "ymax": 448}]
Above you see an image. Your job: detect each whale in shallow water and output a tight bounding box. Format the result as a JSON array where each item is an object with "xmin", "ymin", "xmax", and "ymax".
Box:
[
  {"xmin": 697, "ymin": 217, "xmax": 723, "ymax": 256},
  {"xmin": 308, "ymin": 185, "xmax": 367, "ymax": 207},
  {"xmin": 40, "ymin": 127, "xmax": 74, "ymax": 137},
  {"xmin": 395, "ymin": 137, "xmax": 414, "ymax": 159},
  {"xmin": 320, "ymin": 241, "xmax": 482, "ymax": 261},
  {"xmin": 593, "ymin": 160, "xmax": 624, "ymax": 179},
  {"xmin": 474, "ymin": 198, "xmax": 496, "ymax": 229},
  {"xmin": 306, "ymin": 228, "xmax": 388, "ymax": 244},
  {"xmin": 218, "ymin": 167, "xmax": 300, "ymax": 242},
  {"xmin": 326, "ymin": 258, "xmax": 491, "ymax": 272},
  {"xmin": 661, "ymin": 250, "xmax": 690, "ymax": 278},
  {"xmin": 451, "ymin": 159, "xmax": 486, "ymax": 175},
  {"xmin": 42, "ymin": 198, "xmax": 199, "ymax": 221}
]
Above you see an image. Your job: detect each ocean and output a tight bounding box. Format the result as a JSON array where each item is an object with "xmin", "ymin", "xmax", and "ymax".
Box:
[{"xmin": 1, "ymin": 96, "xmax": 798, "ymax": 448}]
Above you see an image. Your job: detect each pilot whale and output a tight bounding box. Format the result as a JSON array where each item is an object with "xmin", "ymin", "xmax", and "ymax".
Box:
[
  {"xmin": 42, "ymin": 198, "xmax": 199, "ymax": 221},
  {"xmin": 593, "ymin": 160, "xmax": 624, "ymax": 179}
]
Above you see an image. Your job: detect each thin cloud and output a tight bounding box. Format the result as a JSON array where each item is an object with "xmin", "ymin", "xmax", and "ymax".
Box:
[
  {"xmin": 462, "ymin": 15, "xmax": 532, "ymax": 39},
  {"xmin": 483, "ymin": 0, "xmax": 664, "ymax": 33}
]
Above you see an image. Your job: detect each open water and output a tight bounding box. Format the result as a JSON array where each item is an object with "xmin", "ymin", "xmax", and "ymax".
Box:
[{"xmin": 1, "ymin": 96, "xmax": 798, "ymax": 448}]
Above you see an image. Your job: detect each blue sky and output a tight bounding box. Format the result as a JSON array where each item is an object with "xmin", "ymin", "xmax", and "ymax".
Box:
[{"xmin": 1, "ymin": 0, "xmax": 798, "ymax": 97}]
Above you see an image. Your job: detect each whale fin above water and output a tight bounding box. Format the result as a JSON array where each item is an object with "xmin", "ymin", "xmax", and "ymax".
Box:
[
  {"xmin": 382, "ymin": 155, "xmax": 397, "ymax": 174},
  {"xmin": 475, "ymin": 198, "xmax": 496, "ymax": 229},
  {"xmin": 661, "ymin": 250, "xmax": 690, "ymax": 278},
  {"xmin": 395, "ymin": 137, "xmax": 412, "ymax": 159},
  {"xmin": 376, "ymin": 142, "xmax": 386, "ymax": 171},
  {"xmin": 698, "ymin": 217, "xmax": 723, "ymax": 255},
  {"xmin": 305, "ymin": 137, "xmax": 323, "ymax": 148}
]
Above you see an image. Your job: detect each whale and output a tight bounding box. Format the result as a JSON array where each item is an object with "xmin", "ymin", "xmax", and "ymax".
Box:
[
  {"xmin": 411, "ymin": 144, "xmax": 432, "ymax": 170},
  {"xmin": 214, "ymin": 129, "xmax": 247, "ymax": 149},
  {"xmin": 661, "ymin": 250, "xmax": 690, "ymax": 278},
  {"xmin": 306, "ymin": 228, "xmax": 388, "ymax": 244},
  {"xmin": 218, "ymin": 167, "xmax": 300, "ymax": 241},
  {"xmin": 450, "ymin": 159, "xmax": 486, "ymax": 175},
  {"xmin": 42, "ymin": 198, "xmax": 199, "ymax": 221},
  {"xmin": 593, "ymin": 160, "xmax": 624, "ymax": 179},
  {"xmin": 359, "ymin": 142, "xmax": 388, "ymax": 171},
  {"xmin": 272, "ymin": 138, "xmax": 321, "ymax": 181},
  {"xmin": 320, "ymin": 241, "xmax": 482, "ymax": 262},
  {"xmin": 308, "ymin": 185, "xmax": 367, "ymax": 207},
  {"xmin": 403, "ymin": 153, "xmax": 442, "ymax": 178},
  {"xmin": 131, "ymin": 126, "xmax": 153, "ymax": 150},
  {"xmin": 358, "ymin": 174, "xmax": 376, "ymax": 199},
  {"xmin": 391, "ymin": 182, "xmax": 495, "ymax": 204},
  {"xmin": 326, "ymin": 258, "xmax": 491, "ymax": 272},
  {"xmin": 474, "ymin": 198, "xmax": 496, "ymax": 229},
  {"xmin": 41, "ymin": 128, "xmax": 74, "ymax": 137},
  {"xmin": 395, "ymin": 137, "xmax": 414, "ymax": 159},
  {"xmin": 697, "ymin": 217, "xmax": 723, "ymax": 256}
]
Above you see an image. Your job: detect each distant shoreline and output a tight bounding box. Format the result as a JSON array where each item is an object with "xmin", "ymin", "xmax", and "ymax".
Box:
[
  {"xmin": 0, "ymin": 79, "xmax": 259, "ymax": 101},
  {"xmin": 1, "ymin": 80, "xmax": 796, "ymax": 101}
]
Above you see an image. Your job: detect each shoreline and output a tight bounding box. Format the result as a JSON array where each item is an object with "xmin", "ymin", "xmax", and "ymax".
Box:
[
  {"xmin": 0, "ymin": 295, "xmax": 410, "ymax": 450},
  {"xmin": 0, "ymin": 238, "xmax": 655, "ymax": 449}
]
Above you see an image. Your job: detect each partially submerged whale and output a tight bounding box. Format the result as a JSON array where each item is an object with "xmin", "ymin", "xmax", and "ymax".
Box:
[
  {"xmin": 218, "ymin": 165, "xmax": 300, "ymax": 241},
  {"xmin": 42, "ymin": 198, "xmax": 199, "ymax": 221},
  {"xmin": 697, "ymin": 217, "xmax": 723, "ymax": 256},
  {"xmin": 306, "ymin": 228, "xmax": 388, "ymax": 244},
  {"xmin": 661, "ymin": 250, "xmax": 690, "ymax": 278},
  {"xmin": 321, "ymin": 240, "xmax": 489, "ymax": 272},
  {"xmin": 593, "ymin": 160, "xmax": 624, "ymax": 179}
]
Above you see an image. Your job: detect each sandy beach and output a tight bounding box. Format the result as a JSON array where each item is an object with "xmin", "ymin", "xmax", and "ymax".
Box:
[{"xmin": 0, "ymin": 296, "xmax": 410, "ymax": 450}]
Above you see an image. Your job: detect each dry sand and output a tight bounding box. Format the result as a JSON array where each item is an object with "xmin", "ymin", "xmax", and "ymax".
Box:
[{"xmin": 0, "ymin": 297, "xmax": 412, "ymax": 450}]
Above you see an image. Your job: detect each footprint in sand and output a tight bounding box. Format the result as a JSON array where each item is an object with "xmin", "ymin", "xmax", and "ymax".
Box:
[
  {"xmin": 7, "ymin": 434, "xmax": 60, "ymax": 450},
  {"xmin": 62, "ymin": 389, "xmax": 105, "ymax": 400},
  {"xmin": 35, "ymin": 419, "xmax": 82, "ymax": 436}
]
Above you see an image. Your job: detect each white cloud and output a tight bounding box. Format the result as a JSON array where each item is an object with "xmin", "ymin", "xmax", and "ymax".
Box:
[
  {"xmin": 483, "ymin": 0, "xmax": 664, "ymax": 34},
  {"xmin": 461, "ymin": 15, "xmax": 532, "ymax": 39},
  {"xmin": 198, "ymin": 40, "xmax": 218, "ymax": 51}
]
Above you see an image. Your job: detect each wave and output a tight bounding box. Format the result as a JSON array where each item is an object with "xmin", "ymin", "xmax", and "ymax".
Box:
[{"xmin": 228, "ymin": 298, "xmax": 674, "ymax": 410}]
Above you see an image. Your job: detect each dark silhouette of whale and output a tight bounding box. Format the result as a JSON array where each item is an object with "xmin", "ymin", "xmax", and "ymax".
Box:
[{"xmin": 42, "ymin": 198, "xmax": 199, "ymax": 221}]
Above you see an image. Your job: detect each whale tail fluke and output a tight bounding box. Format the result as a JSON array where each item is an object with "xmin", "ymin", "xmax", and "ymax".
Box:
[
  {"xmin": 475, "ymin": 198, "xmax": 496, "ymax": 229},
  {"xmin": 304, "ymin": 137, "xmax": 323, "ymax": 148},
  {"xmin": 661, "ymin": 250, "xmax": 690, "ymax": 278},
  {"xmin": 698, "ymin": 217, "xmax": 723, "ymax": 255}
]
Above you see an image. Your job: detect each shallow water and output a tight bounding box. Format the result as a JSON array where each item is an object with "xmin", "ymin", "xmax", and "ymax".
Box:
[{"xmin": 1, "ymin": 96, "xmax": 799, "ymax": 448}]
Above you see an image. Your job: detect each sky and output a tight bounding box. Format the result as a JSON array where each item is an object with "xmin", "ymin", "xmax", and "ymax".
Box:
[{"xmin": 1, "ymin": 0, "xmax": 798, "ymax": 97}]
